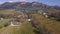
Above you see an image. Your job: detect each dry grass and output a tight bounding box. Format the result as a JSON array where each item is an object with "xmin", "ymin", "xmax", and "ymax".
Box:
[
  {"xmin": 0, "ymin": 10, "xmax": 24, "ymax": 16},
  {"xmin": 32, "ymin": 14, "xmax": 60, "ymax": 34}
]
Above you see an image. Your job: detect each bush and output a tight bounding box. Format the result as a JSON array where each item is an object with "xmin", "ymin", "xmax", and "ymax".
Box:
[
  {"xmin": 0, "ymin": 25, "xmax": 3, "ymax": 29},
  {"xmin": 4, "ymin": 23, "xmax": 10, "ymax": 27}
]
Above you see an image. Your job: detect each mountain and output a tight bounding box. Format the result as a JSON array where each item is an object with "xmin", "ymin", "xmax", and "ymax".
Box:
[{"xmin": 0, "ymin": 2, "xmax": 60, "ymax": 10}]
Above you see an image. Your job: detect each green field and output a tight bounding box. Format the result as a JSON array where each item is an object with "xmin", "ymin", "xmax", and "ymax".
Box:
[
  {"xmin": 0, "ymin": 21, "xmax": 35, "ymax": 34},
  {"xmin": 0, "ymin": 19, "xmax": 11, "ymax": 27},
  {"xmin": 19, "ymin": 22, "xmax": 35, "ymax": 34},
  {"xmin": 12, "ymin": 22, "xmax": 35, "ymax": 34}
]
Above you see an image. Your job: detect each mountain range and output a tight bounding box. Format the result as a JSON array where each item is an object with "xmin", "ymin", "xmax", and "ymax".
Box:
[{"xmin": 0, "ymin": 2, "xmax": 60, "ymax": 10}]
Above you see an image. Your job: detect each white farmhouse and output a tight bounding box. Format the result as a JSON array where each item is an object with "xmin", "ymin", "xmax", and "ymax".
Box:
[
  {"xmin": 43, "ymin": 12, "xmax": 49, "ymax": 18},
  {"xmin": 28, "ymin": 19, "xmax": 31, "ymax": 21},
  {"xmin": 0, "ymin": 18, "xmax": 3, "ymax": 20},
  {"xmin": 43, "ymin": 13, "xmax": 47, "ymax": 15},
  {"xmin": 10, "ymin": 22, "xmax": 14, "ymax": 26}
]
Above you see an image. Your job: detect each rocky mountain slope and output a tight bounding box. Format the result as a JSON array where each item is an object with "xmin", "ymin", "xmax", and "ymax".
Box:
[{"xmin": 0, "ymin": 2, "xmax": 60, "ymax": 10}]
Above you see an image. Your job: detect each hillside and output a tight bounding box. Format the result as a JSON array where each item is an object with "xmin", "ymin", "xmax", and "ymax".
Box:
[
  {"xmin": 0, "ymin": 1, "xmax": 60, "ymax": 34},
  {"xmin": 0, "ymin": 2, "xmax": 60, "ymax": 18},
  {"xmin": 31, "ymin": 14, "xmax": 60, "ymax": 34}
]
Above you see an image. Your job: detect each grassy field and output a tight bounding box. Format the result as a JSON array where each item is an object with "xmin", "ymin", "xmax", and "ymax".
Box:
[
  {"xmin": 19, "ymin": 22, "xmax": 35, "ymax": 34},
  {"xmin": 12, "ymin": 22, "xmax": 35, "ymax": 34},
  {"xmin": 32, "ymin": 14, "xmax": 60, "ymax": 34},
  {"xmin": 0, "ymin": 21, "xmax": 35, "ymax": 34},
  {"xmin": 0, "ymin": 19, "xmax": 11, "ymax": 27}
]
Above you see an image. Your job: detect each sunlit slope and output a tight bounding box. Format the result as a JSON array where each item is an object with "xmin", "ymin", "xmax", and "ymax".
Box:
[{"xmin": 0, "ymin": 22, "xmax": 35, "ymax": 34}]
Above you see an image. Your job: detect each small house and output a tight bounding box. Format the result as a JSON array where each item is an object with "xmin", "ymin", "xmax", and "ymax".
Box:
[
  {"xmin": 0, "ymin": 18, "xmax": 3, "ymax": 20},
  {"xmin": 43, "ymin": 12, "xmax": 49, "ymax": 18},
  {"xmin": 10, "ymin": 22, "xmax": 14, "ymax": 26},
  {"xmin": 28, "ymin": 19, "xmax": 31, "ymax": 21}
]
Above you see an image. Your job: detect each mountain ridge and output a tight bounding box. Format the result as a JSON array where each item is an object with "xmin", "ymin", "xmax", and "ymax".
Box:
[{"xmin": 0, "ymin": 2, "xmax": 60, "ymax": 10}]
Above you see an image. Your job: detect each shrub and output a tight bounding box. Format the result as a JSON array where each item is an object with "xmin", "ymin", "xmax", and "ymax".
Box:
[
  {"xmin": 4, "ymin": 23, "xmax": 10, "ymax": 27},
  {"xmin": 0, "ymin": 25, "xmax": 3, "ymax": 29}
]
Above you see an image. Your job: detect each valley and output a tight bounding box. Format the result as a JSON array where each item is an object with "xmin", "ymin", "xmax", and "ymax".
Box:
[{"xmin": 0, "ymin": 1, "xmax": 60, "ymax": 34}]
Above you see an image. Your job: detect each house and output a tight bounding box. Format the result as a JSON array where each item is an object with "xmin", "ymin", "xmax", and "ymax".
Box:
[
  {"xmin": 28, "ymin": 19, "xmax": 31, "ymax": 21},
  {"xmin": 0, "ymin": 18, "xmax": 3, "ymax": 20},
  {"xmin": 10, "ymin": 22, "xmax": 15, "ymax": 26},
  {"xmin": 38, "ymin": 10, "xmax": 49, "ymax": 18},
  {"xmin": 43, "ymin": 12, "xmax": 49, "ymax": 18}
]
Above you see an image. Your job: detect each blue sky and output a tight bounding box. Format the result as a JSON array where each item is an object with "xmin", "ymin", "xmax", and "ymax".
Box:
[{"xmin": 0, "ymin": 0, "xmax": 60, "ymax": 6}]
